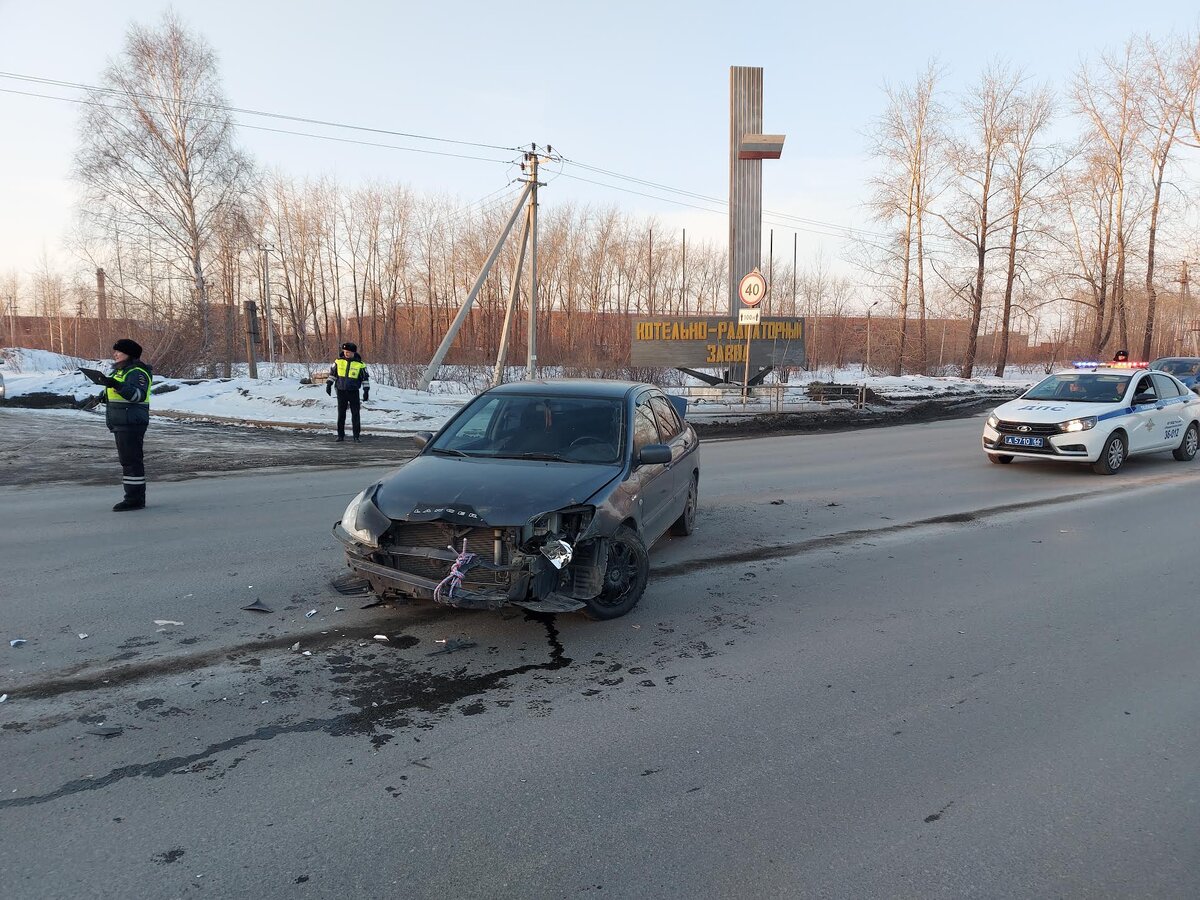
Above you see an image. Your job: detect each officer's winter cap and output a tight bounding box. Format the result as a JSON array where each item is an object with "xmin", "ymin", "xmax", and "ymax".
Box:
[
  {"xmin": 113, "ymin": 338, "xmax": 143, "ymax": 358},
  {"xmin": 341, "ymin": 342, "xmax": 358, "ymax": 352}
]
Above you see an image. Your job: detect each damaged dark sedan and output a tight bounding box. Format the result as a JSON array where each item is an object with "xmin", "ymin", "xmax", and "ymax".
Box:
[{"xmin": 333, "ymin": 380, "xmax": 699, "ymax": 619}]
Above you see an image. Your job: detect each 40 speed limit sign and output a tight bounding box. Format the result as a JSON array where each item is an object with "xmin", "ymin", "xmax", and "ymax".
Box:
[{"xmin": 738, "ymin": 269, "xmax": 766, "ymax": 307}]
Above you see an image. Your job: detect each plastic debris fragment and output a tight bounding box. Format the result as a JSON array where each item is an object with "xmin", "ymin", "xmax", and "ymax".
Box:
[
  {"xmin": 428, "ymin": 638, "xmax": 477, "ymax": 656},
  {"xmin": 305, "ymin": 609, "xmax": 317, "ymax": 618},
  {"xmin": 78, "ymin": 633, "xmax": 88, "ymax": 640},
  {"xmin": 88, "ymin": 726, "xmax": 123, "ymax": 737},
  {"xmin": 9, "ymin": 639, "xmax": 26, "ymax": 647},
  {"xmin": 153, "ymin": 620, "xmax": 183, "ymax": 626},
  {"xmin": 241, "ymin": 599, "xmax": 273, "ymax": 613},
  {"xmin": 289, "ymin": 642, "xmax": 301, "ymax": 652},
  {"xmin": 373, "ymin": 634, "xmax": 389, "ymax": 641}
]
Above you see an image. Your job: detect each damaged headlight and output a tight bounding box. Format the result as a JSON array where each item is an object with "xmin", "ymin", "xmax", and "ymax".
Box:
[
  {"xmin": 540, "ymin": 539, "xmax": 573, "ymax": 569},
  {"xmin": 341, "ymin": 489, "xmax": 381, "ymax": 547}
]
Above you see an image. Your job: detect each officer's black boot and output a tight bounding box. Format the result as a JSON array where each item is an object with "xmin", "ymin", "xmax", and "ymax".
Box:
[{"xmin": 113, "ymin": 486, "xmax": 145, "ymax": 512}]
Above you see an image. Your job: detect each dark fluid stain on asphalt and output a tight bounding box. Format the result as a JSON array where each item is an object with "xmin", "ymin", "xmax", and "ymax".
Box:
[
  {"xmin": 152, "ymin": 849, "xmax": 185, "ymax": 864},
  {"xmin": 924, "ymin": 801, "xmax": 953, "ymax": 823},
  {"xmin": 0, "ymin": 613, "xmax": 573, "ymax": 809},
  {"xmin": 136, "ymin": 698, "xmax": 165, "ymax": 710}
]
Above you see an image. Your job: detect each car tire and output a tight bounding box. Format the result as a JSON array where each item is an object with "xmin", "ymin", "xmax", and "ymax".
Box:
[
  {"xmin": 989, "ymin": 454, "xmax": 1013, "ymax": 465},
  {"xmin": 670, "ymin": 474, "xmax": 699, "ymax": 536},
  {"xmin": 1092, "ymin": 431, "xmax": 1127, "ymax": 475},
  {"xmin": 1173, "ymin": 422, "xmax": 1199, "ymax": 461},
  {"xmin": 583, "ymin": 526, "xmax": 649, "ymax": 620}
]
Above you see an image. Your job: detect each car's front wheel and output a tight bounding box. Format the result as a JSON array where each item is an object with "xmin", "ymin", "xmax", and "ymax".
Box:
[
  {"xmin": 1092, "ymin": 432, "xmax": 1127, "ymax": 475},
  {"xmin": 584, "ymin": 525, "xmax": 649, "ymax": 620},
  {"xmin": 1173, "ymin": 422, "xmax": 1199, "ymax": 461}
]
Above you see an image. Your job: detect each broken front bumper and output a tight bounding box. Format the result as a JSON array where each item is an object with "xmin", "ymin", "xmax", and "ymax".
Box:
[{"xmin": 332, "ymin": 522, "xmax": 597, "ymax": 612}]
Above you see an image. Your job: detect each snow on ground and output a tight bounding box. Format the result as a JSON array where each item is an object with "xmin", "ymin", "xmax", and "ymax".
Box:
[{"xmin": 2, "ymin": 347, "xmax": 1040, "ymax": 432}]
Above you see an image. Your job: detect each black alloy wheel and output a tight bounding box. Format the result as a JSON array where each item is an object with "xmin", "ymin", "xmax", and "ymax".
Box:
[{"xmin": 584, "ymin": 525, "xmax": 649, "ymax": 620}]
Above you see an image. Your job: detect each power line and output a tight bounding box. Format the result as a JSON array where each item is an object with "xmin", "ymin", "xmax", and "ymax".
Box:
[
  {"xmin": 561, "ymin": 157, "xmax": 912, "ymax": 243},
  {"xmin": 0, "ymin": 71, "xmax": 519, "ymax": 152},
  {"xmin": 0, "ymin": 86, "xmax": 516, "ymax": 166}
]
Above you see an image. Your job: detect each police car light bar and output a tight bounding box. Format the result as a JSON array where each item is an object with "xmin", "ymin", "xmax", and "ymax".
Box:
[{"xmin": 1072, "ymin": 360, "xmax": 1148, "ymax": 369}]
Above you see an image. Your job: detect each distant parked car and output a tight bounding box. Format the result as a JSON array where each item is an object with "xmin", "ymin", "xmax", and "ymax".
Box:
[
  {"xmin": 333, "ymin": 379, "xmax": 700, "ymax": 619},
  {"xmin": 1149, "ymin": 357, "xmax": 1200, "ymax": 389}
]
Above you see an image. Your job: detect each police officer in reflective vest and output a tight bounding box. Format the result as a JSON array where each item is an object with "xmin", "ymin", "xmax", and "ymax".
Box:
[
  {"xmin": 100, "ymin": 338, "xmax": 153, "ymax": 511},
  {"xmin": 326, "ymin": 342, "xmax": 370, "ymax": 442}
]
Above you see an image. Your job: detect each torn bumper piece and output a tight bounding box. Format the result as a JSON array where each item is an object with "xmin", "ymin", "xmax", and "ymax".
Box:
[{"xmin": 332, "ymin": 522, "xmax": 587, "ymax": 612}]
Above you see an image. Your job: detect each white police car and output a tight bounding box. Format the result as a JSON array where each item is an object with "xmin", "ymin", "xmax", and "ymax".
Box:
[{"xmin": 982, "ymin": 362, "xmax": 1200, "ymax": 474}]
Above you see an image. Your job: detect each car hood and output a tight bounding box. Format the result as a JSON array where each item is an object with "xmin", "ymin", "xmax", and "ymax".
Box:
[
  {"xmin": 992, "ymin": 398, "xmax": 1118, "ymax": 424},
  {"xmin": 372, "ymin": 454, "xmax": 622, "ymax": 525}
]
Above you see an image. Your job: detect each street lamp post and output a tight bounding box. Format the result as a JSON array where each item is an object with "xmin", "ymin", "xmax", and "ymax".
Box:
[{"xmin": 864, "ymin": 301, "xmax": 880, "ymax": 372}]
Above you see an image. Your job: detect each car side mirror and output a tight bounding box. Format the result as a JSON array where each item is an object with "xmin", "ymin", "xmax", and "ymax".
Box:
[
  {"xmin": 1133, "ymin": 394, "xmax": 1155, "ymax": 406},
  {"xmin": 637, "ymin": 444, "xmax": 672, "ymax": 466},
  {"xmin": 413, "ymin": 431, "xmax": 433, "ymax": 449}
]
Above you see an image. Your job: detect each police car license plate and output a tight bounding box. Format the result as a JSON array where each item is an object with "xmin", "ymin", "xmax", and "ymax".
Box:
[{"xmin": 1003, "ymin": 435, "xmax": 1044, "ymax": 448}]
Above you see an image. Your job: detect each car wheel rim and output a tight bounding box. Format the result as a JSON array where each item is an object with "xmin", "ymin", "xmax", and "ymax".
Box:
[
  {"xmin": 685, "ymin": 483, "xmax": 697, "ymax": 526},
  {"xmin": 1108, "ymin": 439, "xmax": 1125, "ymax": 469},
  {"xmin": 598, "ymin": 541, "xmax": 639, "ymax": 607},
  {"xmin": 1187, "ymin": 427, "xmax": 1198, "ymax": 456}
]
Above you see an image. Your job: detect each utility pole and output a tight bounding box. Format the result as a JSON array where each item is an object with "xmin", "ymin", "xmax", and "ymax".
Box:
[
  {"xmin": 1176, "ymin": 261, "xmax": 1190, "ymax": 355},
  {"xmin": 261, "ymin": 245, "xmax": 277, "ymax": 368},
  {"xmin": 526, "ymin": 146, "xmax": 543, "ymax": 380},
  {"xmin": 492, "ymin": 204, "xmax": 532, "ymax": 387},
  {"xmin": 421, "ymin": 181, "xmax": 533, "ymax": 391},
  {"xmin": 681, "ymin": 229, "xmax": 687, "ymax": 316},
  {"xmin": 243, "ymin": 300, "xmax": 260, "ymax": 379}
]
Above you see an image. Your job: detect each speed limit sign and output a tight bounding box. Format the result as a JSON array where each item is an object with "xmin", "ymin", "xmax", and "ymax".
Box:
[{"xmin": 738, "ymin": 269, "xmax": 766, "ymax": 307}]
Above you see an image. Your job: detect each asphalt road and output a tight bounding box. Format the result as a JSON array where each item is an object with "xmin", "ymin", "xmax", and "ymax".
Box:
[{"xmin": 2, "ymin": 414, "xmax": 1198, "ymax": 898}]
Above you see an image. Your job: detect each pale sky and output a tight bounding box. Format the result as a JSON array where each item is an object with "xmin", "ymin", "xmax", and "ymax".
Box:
[{"xmin": 1, "ymin": 0, "xmax": 1197, "ymax": 282}]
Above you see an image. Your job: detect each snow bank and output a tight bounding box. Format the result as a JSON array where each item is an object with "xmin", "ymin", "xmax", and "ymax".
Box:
[{"xmin": 3, "ymin": 346, "xmax": 1040, "ymax": 431}]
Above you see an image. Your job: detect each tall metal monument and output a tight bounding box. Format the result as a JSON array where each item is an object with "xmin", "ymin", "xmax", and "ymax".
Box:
[{"xmin": 728, "ymin": 66, "xmax": 785, "ymax": 315}]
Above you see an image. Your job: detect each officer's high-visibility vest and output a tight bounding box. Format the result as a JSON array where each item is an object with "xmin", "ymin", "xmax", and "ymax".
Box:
[
  {"xmin": 334, "ymin": 358, "xmax": 365, "ymax": 381},
  {"xmin": 106, "ymin": 365, "xmax": 152, "ymax": 406}
]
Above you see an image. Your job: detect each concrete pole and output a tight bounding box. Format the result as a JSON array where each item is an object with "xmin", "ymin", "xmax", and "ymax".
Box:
[
  {"xmin": 243, "ymin": 300, "xmax": 260, "ymax": 379},
  {"xmin": 492, "ymin": 205, "xmax": 532, "ymax": 387},
  {"xmin": 527, "ymin": 151, "xmax": 540, "ymax": 380},
  {"xmin": 261, "ymin": 246, "xmax": 277, "ymax": 368},
  {"xmin": 420, "ymin": 182, "xmax": 533, "ymax": 392}
]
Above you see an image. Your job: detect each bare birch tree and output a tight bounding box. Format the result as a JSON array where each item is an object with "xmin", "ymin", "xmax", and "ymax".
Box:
[
  {"xmin": 74, "ymin": 11, "xmax": 254, "ymax": 366},
  {"xmin": 1137, "ymin": 33, "xmax": 1199, "ymax": 358},
  {"xmin": 935, "ymin": 63, "xmax": 1020, "ymax": 378}
]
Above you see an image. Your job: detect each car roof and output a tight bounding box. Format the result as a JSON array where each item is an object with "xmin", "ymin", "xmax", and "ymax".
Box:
[
  {"xmin": 1151, "ymin": 357, "xmax": 1200, "ymax": 363},
  {"xmin": 484, "ymin": 378, "xmax": 649, "ymax": 399}
]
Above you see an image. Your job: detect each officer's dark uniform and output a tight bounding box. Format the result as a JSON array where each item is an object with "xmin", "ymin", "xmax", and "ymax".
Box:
[
  {"xmin": 103, "ymin": 339, "xmax": 153, "ymax": 511},
  {"xmin": 326, "ymin": 342, "xmax": 369, "ymax": 442}
]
